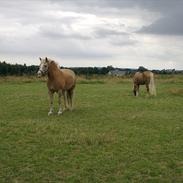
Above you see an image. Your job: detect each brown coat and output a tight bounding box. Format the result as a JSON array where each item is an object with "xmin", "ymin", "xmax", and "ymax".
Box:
[{"xmin": 47, "ymin": 61, "xmax": 76, "ymax": 92}]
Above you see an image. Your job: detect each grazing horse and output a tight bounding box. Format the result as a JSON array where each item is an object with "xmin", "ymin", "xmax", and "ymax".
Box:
[
  {"xmin": 37, "ymin": 57, "xmax": 76, "ymax": 115},
  {"xmin": 133, "ymin": 71, "xmax": 156, "ymax": 96}
]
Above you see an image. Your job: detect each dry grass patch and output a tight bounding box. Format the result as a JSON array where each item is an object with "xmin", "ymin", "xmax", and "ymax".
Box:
[{"xmin": 169, "ymin": 88, "xmax": 183, "ymax": 96}]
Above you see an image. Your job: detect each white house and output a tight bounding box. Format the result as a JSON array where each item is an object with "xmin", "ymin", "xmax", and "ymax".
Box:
[{"xmin": 108, "ymin": 69, "xmax": 127, "ymax": 76}]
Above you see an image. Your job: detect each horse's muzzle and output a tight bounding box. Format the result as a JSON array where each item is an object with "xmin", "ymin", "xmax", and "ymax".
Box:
[{"xmin": 37, "ymin": 70, "xmax": 42, "ymax": 77}]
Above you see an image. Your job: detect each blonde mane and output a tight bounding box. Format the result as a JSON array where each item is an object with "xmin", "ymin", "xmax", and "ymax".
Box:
[{"xmin": 47, "ymin": 58, "xmax": 60, "ymax": 69}]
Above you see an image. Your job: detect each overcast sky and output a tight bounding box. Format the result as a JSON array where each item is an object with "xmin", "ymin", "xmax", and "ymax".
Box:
[{"xmin": 0, "ymin": 0, "xmax": 183, "ymax": 69}]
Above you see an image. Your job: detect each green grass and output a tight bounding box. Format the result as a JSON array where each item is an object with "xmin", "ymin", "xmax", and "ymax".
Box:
[{"xmin": 0, "ymin": 75, "xmax": 183, "ymax": 183}]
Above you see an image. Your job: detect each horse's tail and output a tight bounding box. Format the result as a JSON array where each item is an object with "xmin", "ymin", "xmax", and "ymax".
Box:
[{"xmin": 149, "ymin": 72, "xmax": 156, "ymax": 96}]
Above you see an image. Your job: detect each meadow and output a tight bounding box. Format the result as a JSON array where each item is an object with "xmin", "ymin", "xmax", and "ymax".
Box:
[{"xmin": 0, "ymin": 75, "xmax": 183, "ymax": 183}]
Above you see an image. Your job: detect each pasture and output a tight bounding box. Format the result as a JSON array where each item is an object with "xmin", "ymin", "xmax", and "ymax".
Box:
[{"xmin": 0, "ymin": 75, "xmax": 183, "ymax": 183}]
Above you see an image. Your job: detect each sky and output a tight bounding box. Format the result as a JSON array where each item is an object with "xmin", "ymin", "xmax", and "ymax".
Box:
[{"xmin": 0, "ymin": 0, "xmax": 183, "ymax": 69}]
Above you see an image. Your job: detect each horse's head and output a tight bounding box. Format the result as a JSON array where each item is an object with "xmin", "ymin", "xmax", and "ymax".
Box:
[{"xmin": 37, "ymin": 57, "xmax": 49, "ymax": 77}]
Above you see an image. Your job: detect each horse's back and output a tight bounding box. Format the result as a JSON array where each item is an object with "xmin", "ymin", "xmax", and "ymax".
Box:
[
  {"xmin": 61, "ymin": 69, "xmax": 75, "ymax": 76},
  {"xmin": 143, "ymin": 71, "xmax": 152, "ymax": 77},
  {"xmin": 133, "ymin": 71, "xmax": 152, "ymax": 85}
]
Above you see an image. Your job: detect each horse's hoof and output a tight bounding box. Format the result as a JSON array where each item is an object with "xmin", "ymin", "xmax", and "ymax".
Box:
[
  {"xmin": 58, "ymin": 111, "xmax": 63, "ymax": 115},
  {"xmin": 48, "ymin": 111, "xmax": 53, "ymax": 116}
]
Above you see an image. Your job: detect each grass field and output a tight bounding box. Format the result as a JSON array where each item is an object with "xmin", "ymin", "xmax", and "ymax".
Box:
[{"xmin": 0, "ymin": 75, "xmax": 183, "ymax": 183}]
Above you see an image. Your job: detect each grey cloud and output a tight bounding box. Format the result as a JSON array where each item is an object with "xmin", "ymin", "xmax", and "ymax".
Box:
[
  {"xmin": 109, "ymin": 37, "xmax": 137, "ymax": 47},
  {"xmin": 0, "ymin": 34, "xmax": 112, "ymax": 60},
  {"xmin": 40, "ymin": 25, "xmax": 91, "ymax": 40},
  {"xmin": 51, "ymin": 0, "xmax": 183, "ymax": 36},
  {"xmin": 94, "ymin": 27, "xmax": 127, "ymax": 38},
  {"xmin": 93, "ymin": 27, "xmax": 137, "ymax": 46},
  {"xmin": 101, "ymin": 1, "xmax": 183, "ymax": 36},
  {"xmin": 138, "ymin": 11, "xmax": 183, "ymax": 35},
  {"xmin": 48, "ymin": 0, "xmax": 178, "ymax": 12},
  {"xmin": 42, "ymin": 31, "xmax": 91, "ymax": 40},
  {"xmin": 133, "ymin": 0, "xmax": 183, "ymax": 35}
]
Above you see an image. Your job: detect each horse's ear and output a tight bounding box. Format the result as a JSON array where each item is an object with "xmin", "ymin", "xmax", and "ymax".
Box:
[
  {"xmin": 45, "ymin": 57, "xmax": 48, "ymax": 62},
  {"xmin": 39, "ymin": 57, "xmax": 42, "ymax": 61}
]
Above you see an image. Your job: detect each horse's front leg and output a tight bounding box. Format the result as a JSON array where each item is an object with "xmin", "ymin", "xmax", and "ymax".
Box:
[
  {"xmin": 133, "ymin": 84, "xmax": 139, "ymax": 96},
  {"xmin": 48, "ymin": 90, "xmax": 54, "ymax": 115},
  {"xmin": 58, "ymin": 90, "xmax": 63, "ymax": 115}
]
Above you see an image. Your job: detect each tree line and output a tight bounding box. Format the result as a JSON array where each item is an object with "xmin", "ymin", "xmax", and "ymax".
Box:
[
  {"xmin": 0, "ymin": 61, "xmax": 38, "ymax": 76},
  {"xmin": 0, "ymin": 61, "xmax": 182, "ymax": 76},
  {"xmin": 0, "ymin": 61, "xmax": 112, "ymax": 76}
]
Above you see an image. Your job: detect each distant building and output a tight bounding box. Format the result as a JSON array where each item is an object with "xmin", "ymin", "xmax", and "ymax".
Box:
[
  {"xmin": 108, "ymin": 69, "xmax": 127, "ymax": 76},
  {"xmin": 165, "ymin": 69, "xmax": 175, "ymax": 74}
]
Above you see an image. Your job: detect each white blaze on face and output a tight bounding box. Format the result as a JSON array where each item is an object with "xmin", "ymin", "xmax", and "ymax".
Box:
[{"xmin": 37, "ymin": 58, "xmax": 48, "ymax": 77}]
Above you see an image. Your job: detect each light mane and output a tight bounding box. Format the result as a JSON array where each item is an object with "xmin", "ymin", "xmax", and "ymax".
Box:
[{"xmin": 47, "ymin": 58, "xmax": 60, "ymax": 69}]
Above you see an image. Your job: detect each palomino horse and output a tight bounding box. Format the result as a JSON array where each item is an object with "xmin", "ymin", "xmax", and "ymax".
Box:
[
  {"xmin": 37, "ymin": 57, "xmax": 76, "ymax": 115},
  {"xmin": 133, "ymin": 71, "xmax": 156, "ymax": 96}
]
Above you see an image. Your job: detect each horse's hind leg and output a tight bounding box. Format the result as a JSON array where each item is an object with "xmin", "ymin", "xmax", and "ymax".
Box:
[
  {"xmin": 48, "ymin": 90, "xmax": 54, "ymax": 115},
  {"xmin": 133, "ymin": 84, "xmax": 136, "ymax": 96},
  {"xmin": 68, "ymin": 89, "xmax": 74, "ymax": 110},
  {"xmin": 146, "ymin": 83, "xmax": 150, "ymax": 95},
  {"xmin": 66, "ymin": 91, "xmax": 71, "ymax": 109},
  {"xmin": 58, "ymin": 90, "xmax": 63, "ymax": 115},
  {"xmin": 136, "ymin": 85, "xmax": 140, "ymax": 96},
  {"xmin": 63, "ymin": 90, "xmax": 69, "ymax": 111},
  {"xmin": 133, "ymin": 84, "xmax": 139, "ymax": 96}
]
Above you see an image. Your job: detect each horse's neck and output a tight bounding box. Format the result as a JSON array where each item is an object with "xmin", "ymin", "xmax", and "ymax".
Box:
[{"xmin": 48, "ymin": 62, "xmax": 63, "ymax": 80}]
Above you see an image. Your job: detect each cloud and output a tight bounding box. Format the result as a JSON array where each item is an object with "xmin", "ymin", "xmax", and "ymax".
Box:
[
  {"xmin": 0, "ymin": 0, "xmax": 183, "ymax": 69},
  {"xmin": 40, "ymin": 24, "xmax": 91, "ymax": 40},
  {"xmin": 138, "ymin": 12, "xmax": 183, "ymax": 35},
  {"xmin": 135, "ymin": 0, "xmax": 183, "ymax": 35},
  {"xmin": 94, "ymin": 27, "xmax": 127, "ymax": 38}
]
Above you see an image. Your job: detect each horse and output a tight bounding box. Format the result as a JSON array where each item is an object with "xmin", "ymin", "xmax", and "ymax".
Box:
[
  {"xmin": 37, "ymin": 57, "xmax": 76, "ymax": 115},
  {"xmin": 133, "ymin": 71, "xmax": 156, "ymax": 96}
]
